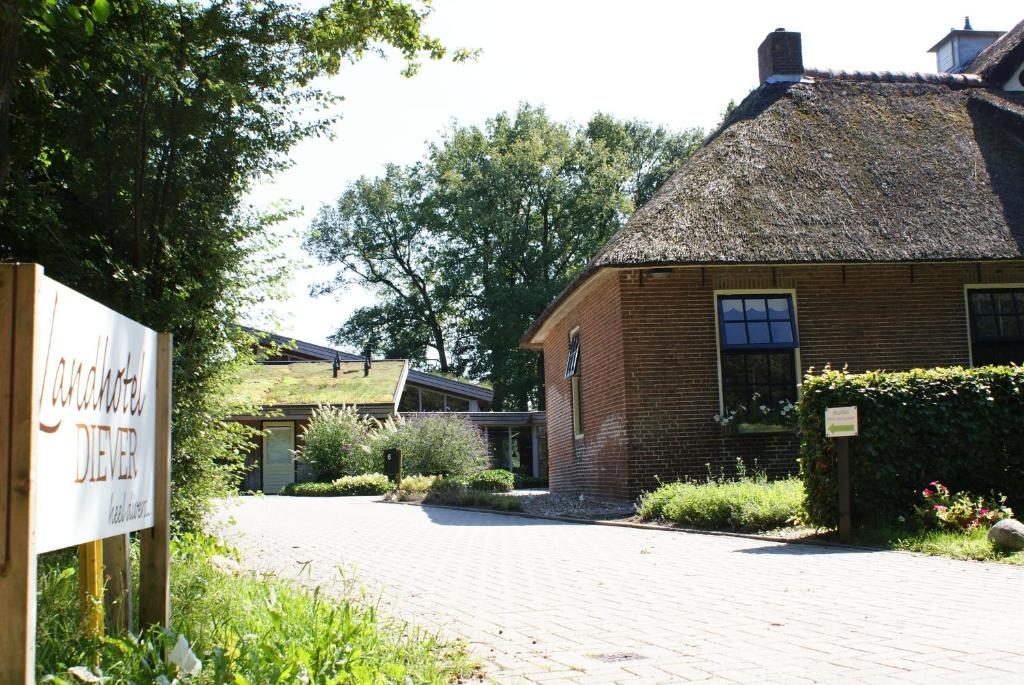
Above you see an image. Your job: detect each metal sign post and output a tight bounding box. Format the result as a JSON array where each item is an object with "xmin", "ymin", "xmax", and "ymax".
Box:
[
  {"xmin": 384, "ymin": 448, "xmax": 402, "ymax": 487},
  {"xmin": 825, "ymin": 406, "xmax": 858, "ymax": 543}
]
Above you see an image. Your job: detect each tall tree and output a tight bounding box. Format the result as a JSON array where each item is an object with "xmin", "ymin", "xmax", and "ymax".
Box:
[
  {"xmin": 308, "ymin": 104, "xmax": 704, "ymax": 409},
  {"xmin": 1, "ymin": 0, "xmax": 466, "ymax": 529}
]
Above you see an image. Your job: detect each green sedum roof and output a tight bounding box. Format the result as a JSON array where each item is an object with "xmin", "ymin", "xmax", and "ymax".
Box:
[{"xmin": 229, "ymin": 361, "xmax": 406, "ymax": 407}]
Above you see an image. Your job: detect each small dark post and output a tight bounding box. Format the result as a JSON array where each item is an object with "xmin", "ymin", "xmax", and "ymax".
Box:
[
  {"xmin": 384, "ymin": 448, "xmax": 402, "ymax": 487},
  {"xmin": 332, "ymin": 351, "xmax": 340, "ymax": 378},
  {"xmin": 837, "ymin": 437, "xmax": 851, "ymax": 542},
  {"xmin": 363, "ymin": 343, "xmax": 372, "ymax": 377}
]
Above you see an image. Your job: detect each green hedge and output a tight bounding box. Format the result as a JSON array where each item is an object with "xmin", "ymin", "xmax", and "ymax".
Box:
[
  {"xmin": 280, "ymin": 473, "xmax": 392, "ymax": 497},
  {"xmin": 466, "ymin": 469, "xmax": 515, "ymax": 492},
  {"xmin": 798, "ymin": 366, "xmax": 1024, "ymax": 528}
]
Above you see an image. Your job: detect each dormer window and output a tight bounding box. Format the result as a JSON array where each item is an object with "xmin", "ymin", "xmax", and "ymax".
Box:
[{"xmin": 927, "ymin": 18, "xmax": 1003, "ymax": 74}]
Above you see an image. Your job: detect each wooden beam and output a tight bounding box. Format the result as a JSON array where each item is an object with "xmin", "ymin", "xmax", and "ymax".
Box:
[
  {"xmin": 103, "ymin": 533, "xmax": 133, "ymax": 635},
  {"xmin": 78, "ymin": 540, "xmax": 104, "ymax": 638},
  {"xmin": 139, "ymin": 332, "xmax": 172, "ymax": 630},
  {"xmin": 0, "ymin": 264, "xmax": 41, "ymax": 684}
]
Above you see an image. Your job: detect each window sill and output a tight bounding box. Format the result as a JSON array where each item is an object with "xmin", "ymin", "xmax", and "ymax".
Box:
[{"xmin": 728, "ymin": 422, "xmax": 794, "ymax": 435}]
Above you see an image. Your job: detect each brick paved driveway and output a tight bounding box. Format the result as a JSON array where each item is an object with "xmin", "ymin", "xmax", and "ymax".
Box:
[{"xmin": 214, "ymin": 496, "xmax": 1024, "ymax": 684}]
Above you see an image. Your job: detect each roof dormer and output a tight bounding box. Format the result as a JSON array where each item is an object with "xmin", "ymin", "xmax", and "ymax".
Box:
[{"xmin": 928, "ymin": 17, "xmax": 1003, "ymax": 73}]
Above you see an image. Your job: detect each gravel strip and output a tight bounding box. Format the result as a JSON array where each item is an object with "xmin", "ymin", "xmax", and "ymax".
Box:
[{"xmin": 507, "ymin": 489, "xmax": 637, "ymax": 520}]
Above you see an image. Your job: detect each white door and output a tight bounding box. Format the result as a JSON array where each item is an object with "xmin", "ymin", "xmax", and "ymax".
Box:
[{"xmin": 262, "ymin": 422, "xmax": 295, "ymax": 494}]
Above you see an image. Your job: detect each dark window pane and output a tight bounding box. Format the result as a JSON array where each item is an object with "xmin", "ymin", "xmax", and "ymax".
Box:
[
  {"xmin": 747, "ymin": 353, "xmax": 769, "ymax": 383},
  {"xmin": 972, "ymin": 292, "xmax": 995, "ymax": 315},
  {"xmin": 747, "ymin": 322, "xmax": 770, "ymax": 344},
  {"xmin": 1015, "ymin": 292, "xmax": 1024, "ymax": 312},
  {"xmin": 751, "ymin": 385, "xmax": 770, "ymax": 407},
  {"xmin": 769, "ymin": 352, "xmax": 794, "ymax": 383},
  {"xmin": 420, "ymin": 389, "xmax": 444, "ymax": 412},
  {"xmin": 773, "ymin": 382, "xmax": 798, "ymax": 403},
  {"xmin": 770, "ymin": 321, "xmax": 794, "ymax": 344},
  {"xmin": 724, "ymin": 322, "xmax": 747, "ymax": 345},
  {"xmin": 722, "ymin": 353, "xmax": 745, "ymax": 381},
  {"xmin": 723, "ymin": 385, "xmax": 746, "ymax": 412},
  {"xmin": 1000, "ymin": 316, "xmax": 1021, "ymax": 337},
  {"xmin": 745, "ymin": 298, "xmax": 768, "ymax": 320},
  {"xmin": 398, "ymin": 388, "xmax": 420, "ymax": 412},
  {"xmin": 444, "ymin": 395, "xmax": 469, "ymax": 412},
  {"xmin": 995, "ymin": 292, "xmax": 1016, "ymax": 314},
  {"xmin": 721, "ymin": 298, "xmax": 744, "ymax": 321},
  {"xmin": 975, "ymin": 316, "xmax": 999, "ymax": 339},
  {"xmin": 767, "ymin": 298, "xmax": 790, "ymax": 320}
]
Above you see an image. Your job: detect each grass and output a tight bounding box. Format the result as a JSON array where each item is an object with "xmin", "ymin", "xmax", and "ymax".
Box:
[
  {"xmin": 391, "ymin": 474, "xmax": 522, "ymax": 512},
  {"xmin": 36, "ymin": 534, "xmax": 475, "ymax": 683},
  {"xmin": 639, "ymin": 473, "xmax": 804, "ymax": 532},
  {"xmin": 227, "ymin": 360, "xmax": 406, "ymax": 406},
  {"xmin": 852, "ymin": 524, "xmax": 1024, "ymax": 565}
]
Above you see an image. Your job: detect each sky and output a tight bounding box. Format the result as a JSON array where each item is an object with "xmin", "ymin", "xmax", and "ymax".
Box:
[{"xmin": 245, "ymin": 1, "xmax": 1023, "ymax": 351}]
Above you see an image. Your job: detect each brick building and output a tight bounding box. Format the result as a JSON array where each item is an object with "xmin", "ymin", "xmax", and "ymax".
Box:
[{"xmin": 522, "ymin": 21, "xmax": 1024, "ymax": 501}]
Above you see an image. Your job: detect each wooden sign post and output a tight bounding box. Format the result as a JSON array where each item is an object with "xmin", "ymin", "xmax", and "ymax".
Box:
[
  {"xmin": 0, "ymin": 263, "xmax": 173, "ymax": 683},
  {"xmin": 825, "ymin": 406, "xmax": 858, "ymax": 543}
]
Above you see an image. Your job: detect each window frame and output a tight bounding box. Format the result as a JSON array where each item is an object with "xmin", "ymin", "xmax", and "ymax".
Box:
[
  {"xmin": 964, "ymin": 283, "xmax": 1024, "ymax": 367},
  {"xmin": 713, "ymin": 289, "xmax": 801, "ymax": 419},
  {"xmin": 567, "ymin": 327, "xmax": 583, "ymax": 439}
]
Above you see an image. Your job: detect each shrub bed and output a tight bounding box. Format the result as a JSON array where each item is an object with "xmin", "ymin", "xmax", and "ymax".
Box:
[
  {"xmin": 392, "ymin": 474, "xmax": 521, "ymax": 512},
  {"xmin": 281, "ymin": 473, "xmax": 392, "ymax": 496},
  {"xmin": 639, "ymin": 474, "xmax": 803, "ymax": 532},
  {"xmin": 799, "ymin": 366, "xmax": 1024, "ymax": 528}
]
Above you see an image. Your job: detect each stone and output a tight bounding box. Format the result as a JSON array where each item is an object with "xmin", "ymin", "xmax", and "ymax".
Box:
[{"xmin": 988, "ymin": 518, "xmax": 1024, "ymax": 551}]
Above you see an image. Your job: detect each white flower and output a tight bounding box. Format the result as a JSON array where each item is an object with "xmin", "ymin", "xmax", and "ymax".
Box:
[{"xmin": 168, "ymin": 634, "xmax": 202, "ymax": 676}]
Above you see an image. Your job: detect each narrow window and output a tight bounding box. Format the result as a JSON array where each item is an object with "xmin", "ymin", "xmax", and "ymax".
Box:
[
  {"xmin": 565, "ymin": 329, "xmax": 583, "ymax": 437},
  {"xmin": 967, "ymin": 289, "xmax": 1024, "ymax": 366},
  {"xmin": 717, "ymin": 295, "xmax": 799, "ymax": 417}
]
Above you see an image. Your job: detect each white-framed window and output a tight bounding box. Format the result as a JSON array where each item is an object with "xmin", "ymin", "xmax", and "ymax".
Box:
[
  {"xmin": 965, "ymin": 285, "xmax": 1024, "ymax": 367},
  {"xmin": 565, "ymin": 327, "xmax": 583, "ymax": 438},
  {"xmin": 714, "ymin": 292, "xmax": 800, "ymax": 418}
]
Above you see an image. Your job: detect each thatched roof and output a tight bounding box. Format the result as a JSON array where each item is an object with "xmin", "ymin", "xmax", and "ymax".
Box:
[
  {"xmin": 968, "ymin": 19, "xmax": 1024, "ymax": 85},
  {"xmin": 523, "ymin": 76, "xmax": 1024, "ymax": 345}
]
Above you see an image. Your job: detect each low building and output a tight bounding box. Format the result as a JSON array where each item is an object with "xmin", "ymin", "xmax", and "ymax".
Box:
[
  {"xmin": 521, "ymin": 21, "xmax": 1024, "ymax": 501},
  {"xmin": 230, "ymin": 329, "xmax": 546, "ymax": 492}
]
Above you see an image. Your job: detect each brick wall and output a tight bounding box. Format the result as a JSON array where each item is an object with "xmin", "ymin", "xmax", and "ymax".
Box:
[
  {"xmin": 541, "ymin": 261, "xmax": 1024, "ymax": 501},
  {"xmin": 542, "ymin": 272, "xmax": 632, "ymax": 500}
]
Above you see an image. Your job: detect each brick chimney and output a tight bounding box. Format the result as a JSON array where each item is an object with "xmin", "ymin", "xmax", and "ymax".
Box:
[{"xmin": 758, "ymin": 29, "xmax": 803, "ymax": 83}]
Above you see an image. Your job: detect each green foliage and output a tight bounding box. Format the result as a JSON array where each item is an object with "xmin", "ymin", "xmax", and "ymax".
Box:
[
  {"xmin": 852, "ymin": 524, "xmax": 1024, "ymax": 565},
  {"xmin": 2, "ymin": 0, "xmax": 466, "ymax": 530},
  {"xmin": 798, "ymin": 366, "xmax": 1024, "ymax": 528},
  {"xmin": 295, "ymin": 405, "xmax": 378, "ymax": 480},
  {"xmin": 282, "ymin": 473, "xmax": 393, "ymax": 496},
  {"xmin": 36, "ymin": 535, "xmax": 474, "ymax": 682},
  {"xmin": 514, "ymin": 474, "xmax": 549, "ymax": 489},
  {"xmin": 915, "ymin": 481, "xmax": 1013, "ymax": 531},
  {"xmin": 395, "ymin": 473, "xmax": 440, "ymax": 494},
  {"xmin": 639, "ymin": 468, "xmax": 803, "ymax": 532},
  {"xmin": 306, "ymin": 104, "xmax": 705, "ymax": 408},
  {"xmin": 466, "ymin": 468, "xmax": 515, "ymax": 492},
  {"xmin": 393, "ymin": 475, "xmax": 521, "ymax": 511},
  {"xmin": 370, "ymin": 414, "xmax": 490, "ymax": 478}
]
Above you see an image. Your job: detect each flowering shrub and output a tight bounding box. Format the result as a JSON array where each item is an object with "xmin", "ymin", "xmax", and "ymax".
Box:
[
  {"xmin": 295, "ymin": 405, "xmax": 377, "ymax": 480},
  {"xmin": 367, "ymin": 414, "xmax": 490, "ymax": 478},
  {"xmin": 714, "ymin": 394, "xmax": 797, "ymax": 429},
  {"xmin": 914, "ymin": 481, "xmax": 1013, "ymax": 531}
]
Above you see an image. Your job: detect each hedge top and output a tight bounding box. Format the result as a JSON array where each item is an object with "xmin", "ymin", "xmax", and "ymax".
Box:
[{"xmin": 228, "ymin": 360, "xmax": 407, "ymax": 407}]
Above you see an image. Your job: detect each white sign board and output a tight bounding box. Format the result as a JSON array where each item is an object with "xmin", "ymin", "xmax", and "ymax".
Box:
[
  {"xmin": 32, "ymin": 276, "xmax": 158, "ymax": 553},
  {"xmin": 825, "ymin": 406, "xmax": 858, "ymax": 438}
]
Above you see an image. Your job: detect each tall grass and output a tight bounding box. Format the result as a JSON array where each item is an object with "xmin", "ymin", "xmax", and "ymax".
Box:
[
  {"xmin": 36, "ymin": 534, "xmax": 474, "ymax": 683},
  {"xmin": 639, "ymin": 465, "xmax": 803, "ymax": 532}
]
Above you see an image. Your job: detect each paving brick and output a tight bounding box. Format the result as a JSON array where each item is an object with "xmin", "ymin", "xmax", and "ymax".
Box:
[{"xmin": 214, "ymin": 496, "xmax": 1024, "ymax": 683}]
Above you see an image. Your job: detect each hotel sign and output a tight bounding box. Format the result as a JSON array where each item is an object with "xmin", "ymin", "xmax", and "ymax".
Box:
[{"xmin": 33, "ymin": 277, "xmax": 158, "ymax": 553}]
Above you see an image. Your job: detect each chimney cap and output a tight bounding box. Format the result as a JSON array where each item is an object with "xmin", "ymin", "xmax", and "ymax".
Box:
[{"xmin": 964, "ymin": 16, "xmax": 972, "ymax": 31}]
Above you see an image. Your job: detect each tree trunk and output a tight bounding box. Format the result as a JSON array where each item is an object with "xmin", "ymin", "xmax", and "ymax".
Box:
[{"xmin": 0, "ymin": 5, "xmax": 21, "ymax": 183}]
